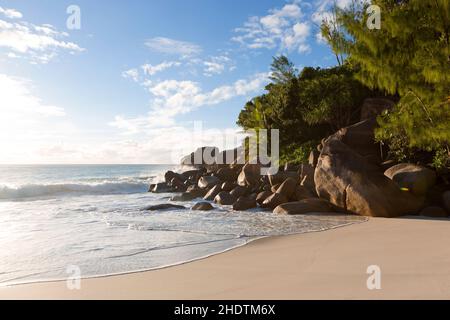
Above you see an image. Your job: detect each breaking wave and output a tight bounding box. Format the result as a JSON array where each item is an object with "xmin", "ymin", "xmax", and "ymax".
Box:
[{"xmin": 0, "ymin": 180, "xmax": 151, "ymax": 200}]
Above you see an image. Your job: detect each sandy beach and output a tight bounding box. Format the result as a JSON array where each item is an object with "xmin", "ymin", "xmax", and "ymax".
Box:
[{"xmin": 1, "ymin": 216, "xmax": 450, "ymax": 300}]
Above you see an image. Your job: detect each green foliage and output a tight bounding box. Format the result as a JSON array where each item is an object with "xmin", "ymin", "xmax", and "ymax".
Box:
[
  {"xmin": 237, "ymin": 55, "xmax": 376, "ymax": 163},
  {"xmin": 432, "ymin": 147, "xmax": 450, "ymax": 171},
  {"xmin": 237, "ymin": 95, "xmax": 272, "ymax": 130},
  {"xmin": 269, "ymin": 55, "xmax": 297, "ymax": 84},
  {"xmin": 320, "ymin": 4, "xmax": 347, "ymax": 66},
  {"xmin": 280, "ymin": 141, "xmax": 318, "ymax": 166},
  {"xmin": 237, "ymin": 55, "xmax": 322, "ymax": 150},
  {"xmin": 328, "ymin": 0, "xmax": 450, "ymax": 167},
  {"xmin": 299, "ymin": 64, "xmax": 371, "ymax": 131},
  {"xmin": 375, "ymin": 93, "xmax": 450, "ymax": 151}
]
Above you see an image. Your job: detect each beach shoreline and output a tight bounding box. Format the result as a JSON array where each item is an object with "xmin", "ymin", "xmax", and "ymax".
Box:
[
  {"xmin": 2, "ymin": 216, "xmax": 450, "ymax": 300},
  {"xmin": 0, "ymin": 216, "xmax": 367, "ymax": 288}
]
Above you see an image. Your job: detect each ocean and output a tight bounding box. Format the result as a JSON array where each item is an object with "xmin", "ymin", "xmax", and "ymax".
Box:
[{"xmin": 0, "ymin": 164, "xmax": 365, "ymax": 285}]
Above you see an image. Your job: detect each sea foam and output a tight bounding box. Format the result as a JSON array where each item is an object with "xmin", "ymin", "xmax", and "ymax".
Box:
[{"xmin": 0, "ymin": 180, "xmax": 150, "ymax": 200}]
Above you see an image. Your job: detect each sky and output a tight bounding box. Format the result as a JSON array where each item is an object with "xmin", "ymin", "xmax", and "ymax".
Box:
[{"xmin": 0, "ymin": 0, "xmax": 350, "ymax": 164}]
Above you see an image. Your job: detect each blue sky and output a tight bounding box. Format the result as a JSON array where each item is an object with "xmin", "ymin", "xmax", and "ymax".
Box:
[{"xmin": 0, "ymin": 0, "xmax": 347, "ymax": 164}]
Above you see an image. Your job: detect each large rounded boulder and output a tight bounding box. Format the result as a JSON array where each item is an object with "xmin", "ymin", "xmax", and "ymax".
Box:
[
  {"xmin": 151, "ymin": 182, "xmax": 173, "ymax": 193},
  {"xmin": 329, "ymin": 118, "xmax": 381, "ymax": 164},
  {"xmin": 186, "ymin": 187, "xmax": 207, "ymax": 198},
  {"xmin": 384, "ymin": 163, "xmax": 437, "ymax": 196},
  {"xmin": 230, "ymin": 186, "xmax": 248, "ymax": 198},
  {"xmin": 233, "ymin": 196, "xmax": 257, "ymax": 211},
  {"xmin": 299, "ymin": 164, "xmax": 316, "ymax": 193},
  {"xmin": 291, "ymin": 185, "xmax": 315, "ymax": 201},
  {"xmin": 215, "ymin": 167, "xmax": 237, "ymax": 182},
  {"xmin": 214, "ymin": 192, "xmax": 237, "ymax": 206},
  {"xmin": 309, "ymin": 150, "xmax": 320, "ymax": 167},
  {"xmin": 314, "ymin": 138, "xmax": 424, "ymax": 217},
  {"xmin": 144, "ymin": 204, "xmax": 186, "ymax": 211},
  {"xmin": 261, "ymin": 193, "xmax": 288, "ymax": 210},
  {"xmin": 268, "ymin": 171, "xmax": 298, "ymax": 187},
  {"xmin": 275, "ymin": 177, "xmax": 297, "ymax": 199},
  {"xmin": 192, "ymin": 202, "xmax": 214, "ymax": 211},
  {"xmin": 419, "ymin": 206, "xmax": 448, "ymax": 218},
  {"xmin": 171, "ymin": 192, "xmax": 197, "ymax": 202},
  {"xmin": 360, "ymin": 98, "xmax": 395, "ymax": 121},
  {"xmin": 203, "ymin": 184, "xmax": 222, "ymax": 201},
  {"xmin": 256, "ymin": 191, "xmax": 273, "ymax": 206},
  {"xmin": 237, "ymin": 163, "xmax": 261, "ymax": 188},
  {"xmin": 443, "ymin": 191, "xmax": 450, "ymax": 213},
  {"xmin": 165, "ymin": 171, "xmax": 185, "ymax": 184},
  {"xmin": 221, "ymin": 181, "xmax": 235, "ymax": 192},
  {"xmin": 198, "ymin": 176, "xmax": 220, "ymax": 189},
  {"xmin": 273, "ymin": 198, "xmax": 338, "ymax": 215}
]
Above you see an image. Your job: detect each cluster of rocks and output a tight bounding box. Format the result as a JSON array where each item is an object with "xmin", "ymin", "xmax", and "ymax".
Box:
[
  {"xmin": 148, "ymin": 99, "xmax": 449, "ymax": 218},
  {"xmin": 313, "ymin": 117, "xmax": 449, "ymax": 217}
]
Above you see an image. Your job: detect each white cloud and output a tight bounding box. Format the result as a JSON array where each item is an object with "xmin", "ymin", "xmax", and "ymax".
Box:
[
  {"xmin": 142, "ymin": 61, "xmax": 181, "ymax": 76},
  {"xmin": 0, "ymin": 18, "xmax": 84, "ymax": 63},
  {"xmin": 202, "ymin": 55, "xmax": 233, "ymax": 76},
  {"xmin": 283, "ymin": 22, "xmax": 311, "ymax": 52},
  {"xmin": 149, "ymin": 72, "xmax": 269, "ymax": 117},
  {"xmin": 122, "ymin": 68, "xmax": 139, "ymax": 82},
  {"xmin": 232, "ymin": 2, "xmax": 311, "ymax": 54},
  {"xmin": 145, "ymin": 37, "xmax": 202, "ymax": 57},
  {"xmin": 203, "ymin": 61, "xmax": 225, "ymax": 76},
  {"xmin": 0, "ymin": 6, "xmax": 22, "ymax": 19},
  {"xmin": 122, "ymin": 61, "xmax": 181, "ymax": 84},
  {"xmin": 109, "ymin": 113, "xmax": 175, "ymax": 134},
  {"xmin": 298, "ymin": 43, "xmax": 311, "ymax": 53},
  {"xmin": 0, "ymin": 74, "xmax": 65, "ymax": 118},
  {"xmin": 0, "ymin": 73, "xmax": 75, "ymax": 163},
  {"xmin": 260, "ymin": 3, "xmax": 302, "ymax": 33},
  {"xmin": 111, "ymin": 72, "xmax": 270, "ymax": 136}
]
